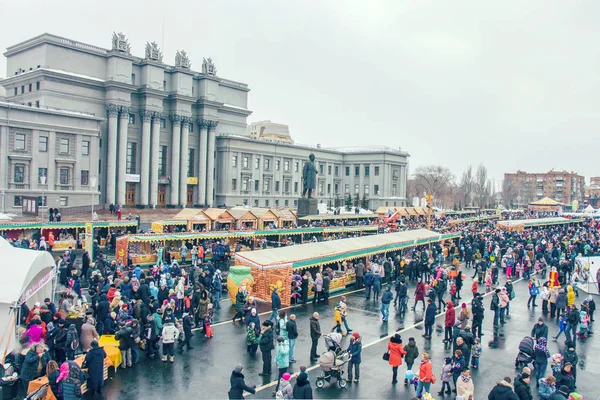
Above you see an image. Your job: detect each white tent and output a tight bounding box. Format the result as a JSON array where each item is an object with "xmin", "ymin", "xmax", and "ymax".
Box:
[
  {"xmin": 583, "ymin": 205, "xmax": 596, "ymax": 214},
  {"xmin": 0, "ymin": 237, "xmax": 56, "ymax": 359},
  {"xmin": 575, "ymin": 256, "xmax": 600, "ymax": 295}
]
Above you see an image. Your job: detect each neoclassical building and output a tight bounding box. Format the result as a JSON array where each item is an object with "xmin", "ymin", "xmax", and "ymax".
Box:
[{"xmin": 1, "ymin": 33, "xmax": 251, "ymax": 207}]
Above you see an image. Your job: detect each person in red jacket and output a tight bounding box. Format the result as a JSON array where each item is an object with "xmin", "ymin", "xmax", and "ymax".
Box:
[
  {"xmin": 387, "ymin": 333, "xmax": 407, "ymax": 384},
  {"xmin": 444, "ymin": 301, "xmax": 456, "ymax": 343},
  {"xmin": 413, "ymin": 280, "xmax": 426, "ymax": 311},
  {"xmin": 417, "ymin": 352, "xmax": 435, "ymax": 398}
]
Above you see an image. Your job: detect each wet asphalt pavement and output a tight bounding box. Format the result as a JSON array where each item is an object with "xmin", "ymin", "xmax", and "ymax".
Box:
[{"xmin": 99, "ymin": 270, "xmax": 599, "ymax": 400}]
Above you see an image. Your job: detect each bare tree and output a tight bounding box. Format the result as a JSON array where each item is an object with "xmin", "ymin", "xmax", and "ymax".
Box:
[
  {"xmin": 459, "ymin": 165, "xmax": 474, "ymax": 207},
  {"xmin": 413, "ymin": 165, "xmax": 455, "ymax": 207},
  {"xmin": 501, "ymin": 179, "xmax": 518, "ymax": 208},
  {"xmin": 474, "ymin": 164, "xmax": 491, "ymax": 207}
]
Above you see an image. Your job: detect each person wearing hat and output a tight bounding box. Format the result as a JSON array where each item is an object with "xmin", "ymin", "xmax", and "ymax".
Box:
[
  {"xmin": 553, "ymin": 385, "xmax": 570, "ymax": 399},
  {"xmin": 293, "ymin": 366, "xmax": 313, "ymax": 399},
  {"xmin": 84, "ymin": 340, "xmax": 107, "ymax": 395},
  {"xmin": 381, "ymin": 284, "xmax": 394, "ymax": 322},
  {"xmin": 310, "ymin": 312, "xmax": 322, "ymax": 361},
  {"xmin": 53, "ymin": 318, "xmax": 68, "ymax": 363},
  {"xmin": 274, "ymin": 336, "xmax": 290, "ymax": 395},
  {"xmin": 531, "ymin": 318, "xmax": 549, "ymax": 342},
  {"xmin": 346, "ymin": 332, "xmax": 362, "ymax": 383},
  {"xmin": 491, "ymin": 289, "xmax": 501, "ymax": 328},
  {"xmin": 259, "ymin": 320, "xmax": 274, "ymax": 376},
  {"xmin": 275, "ymin": 372, "xmax": 293, "ymax": 399},
  {"xmin": 487, "ymin": 377, "xmax": 519, "ymax": 400},
  {"xmin": 514, "ymin": 370, "xmax": 533, "ymax": 399},
  {"xmin": 228, "ymin": 364, "xmax": 256, "ymax": 399},
  {"xmin": 269, "ymin": 287, "xmax": 281, "ymax": 322}
]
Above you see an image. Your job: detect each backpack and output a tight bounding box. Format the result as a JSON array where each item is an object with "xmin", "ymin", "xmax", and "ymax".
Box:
[{"xmin": 275, "ymin": 389, "xmax": 285, "ymax": 400}]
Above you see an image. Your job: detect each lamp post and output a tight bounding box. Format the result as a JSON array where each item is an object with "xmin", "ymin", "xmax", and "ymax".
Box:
[
  {"xmin": 425, "ymin": 193, "xmax": 433, "ymax": 251},
  {"xmin": 90, "ymin": 176, "xmax": 97, "ymax": 221},
  {"xmin": 40, "ymin": 176, "xmax": 46, "ymax": 222}
]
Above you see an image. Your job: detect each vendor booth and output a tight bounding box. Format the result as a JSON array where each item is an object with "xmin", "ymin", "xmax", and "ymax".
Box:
[
  {"xmin": 275, "ymin": 208, "xmax": 296, "ymax": 228},
  {"xmin": 0, "ymin": 221, "xmax": 85, "ymax": 250},
  {"xmin": 90, "ymin": 221, "xmax": 138, "ymax": 248},
  {"xmin": 528, "ymin": 197, "xmax": 564, "ymax": 213},
  {"xmin": 574, "ymin": 256, "xmax": 600, "ymax": 295},
  {"xmin": 235, "ymin": 228, "xmax": 461, "ymax": 306},
  {"xmin": 0, "ymin": 237, "xmax": 56, "ymax": 361},
  {"xmin": 496, "ymin": 217, "xmax": 584, "ymax": 231},
  {"xmin": 204, "ymin": 208, "xmax": 236, "ymax": 231},
  {"xmin": 151, "ymin": 219, "xmax": 188, "ymax": 233},
  {"xmin": 230, "ymin": 208, "xmax": 259, "ymax": 230},
  {"xmin": 251, "ymin": 208, "xmax": 280, "ymax": 229},
  {"xmin": 171, "ymin": 209, "xmax": 211, "ymax": 232}
]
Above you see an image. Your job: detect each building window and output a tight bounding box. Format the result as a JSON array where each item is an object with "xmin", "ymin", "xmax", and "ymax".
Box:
[
  {"xmin": 374, "ymin": 166, "xmax": 380, "ymax": 176},
  {"xmin": 265, "ymin": 159, "xmax": 271, "ymax": 170},
  {"xmin": 254, "ymin": 180, "xmax": 259, "ymax": 192},
  {"xmin": 59, "ymin": 138, "xmax": 69, "ymax": 154},
  {"xmin": 345, "ymin": 167, "xmax": 350, "ymax": 176},
  {"xmin": 39, "ymin": 136, "xmax": 48, "ymax": 152},
  {"xmin": 364, "ymin": 184, "xmax": 369, "ymax": 195},
  {"xmin": 275, "ymin": 199, "xmax": 279, "ymax": 207},
  {"xmin": 284, "ymin": 160, "xmax": 290, "ymax": 172},
  {"xmin": 13, "ymin": 196, "xmax": 22, "ymax": 207},
  {"xmin": 188, "ymin": 122, "xmax": 193, "ymax": 132},
  {"xmin": 334, "ymin": 183, "xmax": 339, "ymax": 194},
  {"xmin": 354, "ymin": 184, "xmax": 359, "ymax": 194},
  {"xmin": 294, "ymin": 162, "xmax": 299, "ymax": 172},
  {"xmin": 365, "ymin": 166, "xmax": 370, "ymax": 177},
  {"xmin": 232, "ymin": 179, "xmax": 237, "ymax": 191},
  {"xmin": 21, "ymin": 85, "xmax": 25, "ymax": 94},
  {"xmin": 13, "ymin": 165, "xmax": 25, "ymax": 183},
  {"xmin": 294, "ymin": 182, "xmax": 298, "ymax": 193},
  {"xmin": 28, "ymin": 83, "xmax": 32, "ymax": 92},
  {"xmin": 38, "ymin": 168, "xmax": 47, "ymax": 183},
  {"xmin": 160, "ymin": 118, "xmax": 166, "ymax": 129},
  {"xmin": 188, "ymin": 149, "xmax": 195, "ymax": 177},
  {"xmin": 59, "ymin": 168, "xmax": 70, "ymax": 185},
  {"xmin": 284, "ymin": 180, "xmax": 290, "ymax": 193},
  {"xmin": 335, "ymin": 166, "xmax": 339, "ymax": 176},
  {"xmin": 98, "ymin": 159, "xmax": 102, "ymax": 174},
  {"xmin": 265, "ymin": 199, "xmax": 269, "ymax": 207},
  {"xmin": 345, "ymin": 184, "xmax": 350, "ymax": 193},
  {"xmin": 328, "ymin": 165, "xmax": 332, "ymax": 175},
  {"xmin": 128, "ymin": 114, "xmax": 135, "ymax": 125},
  {"xmin": 264, "ymin": 178, "xmax": 271, "ymax": 192},
  {"xmin": 14, "ymin": 133, "xmax": 26, "ymax": 150},
  {"xmin": 242, "ymin": 156, "xmax": 249, "ymax": 169},
  {"xmin": 275, "ymin": 181, "xmax": 280, "ymax": 192},
  {"xmin": 232, "ymin": 155, "xmax": 238, "ymax": 167},
  {"xmin": 131, "ymin": 73, "xmax": 136, "ymax": 85},
  {"xmin": 35, "ymin": 100, "xmax": 39, "ymax": 108},
  {"xmin": 392, "ymin": 184, "xmax": 397, "ymax": 196},
  {"xmin": 82, "ymin": 140, "xmax": 90, "ymax": 155},
  {"xmin": 126, "ymin": 142, "xmax": 137, "ymax": 174},
  {"xmin": 242, "ymin": 178, "xmax": 249, "ymax": 191},
  {"xmin": 276, "ymin": 160, "xmax": 280, "ymax": 171},
  {"xmin": 392, "ymin": 170, "xmax": 398, "ymax": 180},
  {"xmin": 319, "ymin": 164, "xmax": 324, "ymax": 175},
  {"xmin": 327, "ymin": 183, "xmax": 331, "ymax": 194},
  {"xmin": 163, "ymin": 80, "xmax": 167, "ymax": 91},
  {"xmin": 36, "ymin": 82, "xmax": 40, "ymax": 90},
  {"xmin": 355, "ymin": 166, "xmax": 360, "ymax": 176},
  {"xmin": 13, "ymin": 88, "xmax": 17, "ymax": 96},
  {"xmin": 374, "ymin": 184, "xmax": 380, "ymax": 195},
  {"xmin": 38, "ymin": 196, "xmax": 47, "ymax": 207},
  {"xmin": 294, "ymin": 200, "xmax": 298, "ymax": 207},
  {"xmin": 255, "ymin": 158, "xmax": 260, "ymax": 169},
  {"xmin": 158, "ymin": 146, "xmax": 167, "ymax": 176},
  {"xmin": 81, "ymin": 170, "xmax": 89, "ymax": 186},
  {"xmin": 59, "ymin": 197, "xmax": 68, "ymax": 207},
  {"xmin": 254, "ymin": 199, "xmax": 259, "ymax": 207},
  {"xmin": 319, "ymin": 181, "xmax": 324, "ymax": 195}
]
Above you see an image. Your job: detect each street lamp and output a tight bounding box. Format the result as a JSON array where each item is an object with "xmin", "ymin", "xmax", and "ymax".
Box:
[
  {"xmin": 40, "ymin": 175, "xmax": 46, "ymax": 222},
  {"xmin": 90, "ymin": 176, "xmax": 97, "ymax": 221}
]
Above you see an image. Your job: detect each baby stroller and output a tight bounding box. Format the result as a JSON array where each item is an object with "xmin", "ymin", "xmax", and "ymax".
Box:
[
  {"xmin": 315, "ymin": 348, "xmax": 350, "ymax": 389},
  {"xmin": 323, "ymin": 332, "xmax": 344, "ymax": 356},
  {"xmin": 515, "ymin": 336, "xmax": 534, "ymax": 368}
]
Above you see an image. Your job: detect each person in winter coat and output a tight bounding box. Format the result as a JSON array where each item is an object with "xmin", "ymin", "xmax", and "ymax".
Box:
[
  {"xmin": 471, "ymin": 293, "xmax": 485, "ymax": 338},
  {"xmin": 65, "ymin": 324, "xmax": 79, "ymax": 361},
  {"xmin": 528, "ymin": 279, "xmax": 540, "ymax": 308},
  {"xmin": 276, "ymin": 372, "xmax": 293, "ymax": 400},
  {"xmin": 228, "ymin": 364, "xmax": 256, "ymax": 400},
  {"xmin": 488, "ymin": 377, "xmax": 519, "ymax": 400},
  {"xmin": 457, "ymin": 368, "xmax": 475, "ymax": 399},
  {"xmin": 514, "ymin": 372, "xmax": 533, "ymax": 400},
  {"xmin": 439, "ymin": 357, "xmax": 453, "ymax": 395},
  {"xmin": 551, "ymin": 385, "xmax": 570, "ymax": 400},
  {"xmin": 403, "ymin": 337, "xmax": 419, "ymax": 384},
  {"xmin": 286, "ymin": 314, "xmax": 298, "ymax": 363},
  {"xmin": 161, "ymin": 321, "xmax": 180, "ymax": 363},
  {"xmin": 115, "ymin": 324, "xmax": 133, "ymax": 368},
  {"xmin": 245, "ymin": 308, "xmax": 261, "ymax": 333},
  {"xmin": 387, "ymin": 333, "xmax": 407, "ymax": 384},
  {"xmin": 313, "ymin": 273, "xmax": 324, "ymax": 304},
  {"xmin": 556, "ymin": 289, "xmax": 568, "ymax": 320},
  {"xmin": 565, "ymin": 305, "xmax": 580, "ymax": 344},
  {"xmin": 444, "ymin": 301, "xmax": 456, "ymax": 343},
  {"xmin": 380, "ymin": 285, "xmax": 393, "ymax": 321},
  {"xmin": 414, "ymin": 280, "xmax": 426, "ymax": 311},
  {"xmin": 274, "ymin": 337, "xmax": 290, "ymax": 394},
  {"xmin": 144, "ymin": 313, "xmax": 159, "ymax": 359},
  {"xmin": 533, "ymin": 337, "xmax": 551, "ymax": 386},
  {"xmin": 346, "ymin": 332, "xmax": 362, "ymax": 382},
  {"xmin": 46, "ymin": 360, "xmax": 61, "ymax": 400},
  {"xmin": 531, "ymin": 318, "xmax": 549, "ymax": 341},
  {"xmin": 293, "ymin": 371, "xmax": 313, "ymax": 399},
  {"xmin": 270, "ymin": 287, "xmax": 281, "ymax": 321},
  {"xmin": 566, "ymin": 285, "xmax": 575, "ymax": 307},
  {"xmin": 555, "ymin": 364, "xmax": 575, "ymax": 394},
  {"xmin": 57, "ymin": 360, "xmax": 85, "ymax": 400},
  {"xmin": 181, "ymin": 312, "xmax": 194, "ymax": 351},
  {"xmin": 310, "ymin": 312, "xmax": 322, "ymax": 361},
  {"xmin": 364, "ymin": 269, "xmax": 374, "ymax": 300},
  {"xmin": 457, "ymin": 303, "xmax": 470, "ymax": 329},
  {"xmin": 246, "ymin": 322, "xmax": 260, "ymax": 355},
  {"xmin": 232, "ymin": 288, "xmax": 246, "ymax": 323},
  {"xmin": 537, "ymin": 375, "xmax": 557, "ymax": 400},
  {"xmin": 562, "ymin": 342, "xmax": 579, "ymax": 382},
  {"xmin": 83, "ymin": 341, "xmax": 106, "ymax": 395},
  {"xmin": 373, "ymin": 272, "xmax": 382, "ymax": 301},
  {"xmin": 80, "ymin": 318, "xmax": 99, "ymax": 353},
  {"xmin": 451, "ymin": 349, "xmax": 465, "ymax": 392},
  {"xmin": 21, "ymin": 344, "xmax": 51, "ymax": 392},
  {"xmin": 416, "ymin": 353, "xmax": 434, "ymax": 398},
  {"xmin": 423, "ymin": 299, "xmax": 437, "ymax": 339},
  {"xmin": 259, "ymin": 320, "xmax": 274, "ymax": 376}
]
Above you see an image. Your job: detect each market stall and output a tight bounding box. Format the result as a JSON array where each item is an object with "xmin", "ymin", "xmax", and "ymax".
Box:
[
  {"xmin": 204, "ymin": 208, "xmax": 236, "ymax": 231},
  {"xmin": 235, "ymin": 228, "xmax": 461, "ymax": 306},
  {"xmin": 275, "ymin": 208, "xmax": 297, "ymax": 228},
  {"xmin": 496, "ymin": 217, "xmax": 585, "ymax": 231},
  {"xmin": 251, "ymin": 208, "xmax": 280, "ymax": 229},
  {"xmin": 230, "ymin": 208, "xmax": 259, "ymax": 230},
  {"xmin": 448, "ymin": 214, "xmax": 500, "ymax": 225},
  {"xmin": 89, "ymin": 221, "xmax": 138, "ymax": 248},
  {"xmin": 171, "ymin": 209, "xmax": 211, "ymax": 232},
  {"xmin": 150, "ymin": 219, "xmax": 188, "ymax": 233},
  {"xmin": 528, "ymin": 197, "xmax": 564, "ymax": 213}
]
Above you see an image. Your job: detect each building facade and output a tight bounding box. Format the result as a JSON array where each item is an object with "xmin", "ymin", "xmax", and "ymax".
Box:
[
  {"xmin": 504, "ymin": 170, "xmax": 585, "ymax": 206},
  {"xmin": 247, "ymin": 120, "xmax": 294, "ymax": 144},
  {"xmin": 216, "ymin": 135, "xmax": 409, "ymax": 209},
  {"xmin": 0, "ymin": 101, "xmax": 103, "ymax": 209},
  {"xmin": 1, "ymin": 33, "xmax": 252, "ymax": 208}
]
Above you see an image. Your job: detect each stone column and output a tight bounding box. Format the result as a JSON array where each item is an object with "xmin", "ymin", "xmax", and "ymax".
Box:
[
  {"xmin": 179, "ymin": 117, "xmax": 190, "ymax": 206},
  {"xmin": 117, "ymin": 106, "xmax": 129, "ymax": 206},
  {"xmin": 105, "ymin": 104, "xmax": 119, "ymax": 205},
  {"xmin": 206, "ymin": 120, "xmax": 218, "ymax": 207},
  {"xmin": 149, "ymin": 112, "xmax": 161, "ymax": 207},
  {"xmin": 169, "ymin": 115, "xmax": 181, "ymax": 206},
  {"xmin": 139, "ymin": 110, "xmax": 152, "ymax": 206},
  {"xmin": 197, "ymin": 119, "xmax": 209, "ymax": 206}
]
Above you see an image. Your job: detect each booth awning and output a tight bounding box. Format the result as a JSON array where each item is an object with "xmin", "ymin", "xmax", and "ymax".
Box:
[
  {"xmin": 235, "ymin": 228, "xmax": 460, "ymax": 270},
  {"xmin": 497, "ymin": 217, "xmax": 584, "ymax": 231},
  {"xmin": 297, "ymin": 213, "xmax": 379, "ymax": 221},
  {"xmin": 529, "ymin": 197, "xmax": 563, "ymax": 206}
]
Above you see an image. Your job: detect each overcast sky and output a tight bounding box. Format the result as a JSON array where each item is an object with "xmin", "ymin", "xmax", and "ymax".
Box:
[{"xmin": 1, "ymin": 1, "xmax": 599, "ymax": 186}]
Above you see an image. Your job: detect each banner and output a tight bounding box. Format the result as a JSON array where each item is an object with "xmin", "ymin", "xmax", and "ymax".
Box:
[
  {"xmin": 84, "ymin": 223, "xmax": 93, "ymax": 256},
  {"xmin": 115, "ymin": 236, "xmax": 129, "ymax": 265},
  {"xmin": 20, "ymin": 269, "xmax": 55, "ymax": 304}
]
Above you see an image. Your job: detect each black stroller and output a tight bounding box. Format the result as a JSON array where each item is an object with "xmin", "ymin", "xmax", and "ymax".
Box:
[{"xmin": 514, "ymin": 336, "xmax": 534, "ymax": 368}]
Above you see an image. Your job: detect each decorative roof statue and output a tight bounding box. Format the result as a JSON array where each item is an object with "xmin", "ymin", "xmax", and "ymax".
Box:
[
  {"xmin": 202, "ymin": 57, "xmax": 217, "ymax": 76},
  {"xmin": 145, "ymin": 41, "xmax": 163, "ymax": 62},
  {"xmin": 111, "ymin": 32, "xmax": 131, "ymax": 54},
  {"xmin": 175, "ymin": 50, "xmax": 191, "ymax": 69}
]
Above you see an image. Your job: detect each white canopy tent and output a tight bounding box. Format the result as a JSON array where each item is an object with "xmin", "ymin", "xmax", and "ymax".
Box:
[
  {"xmin": 575, "ymin": 256, "xmax": 600, "ymax": 295},
  {"xmin": 583, "ymin": 205, "xmax": 595, "ymax": 214},
  {"xmin": 0, "ymin": 237, "xmax": 56, "ymax": 360}
]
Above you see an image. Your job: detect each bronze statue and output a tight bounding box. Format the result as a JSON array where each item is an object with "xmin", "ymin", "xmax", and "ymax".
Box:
[{"xmin": 302, "ymin": 153, "xmax": 318, "ymax": 198}]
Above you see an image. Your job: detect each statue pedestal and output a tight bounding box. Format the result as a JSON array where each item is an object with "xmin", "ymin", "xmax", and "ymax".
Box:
[{"xmin": 297, "ymin": 198, "xmax": 318, "ymax": 218}]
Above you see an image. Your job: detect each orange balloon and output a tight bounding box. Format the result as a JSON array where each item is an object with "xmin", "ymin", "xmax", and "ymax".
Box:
[{"xmin": 424, "ymin": 284, "xmax": 430, "ymax": 291}]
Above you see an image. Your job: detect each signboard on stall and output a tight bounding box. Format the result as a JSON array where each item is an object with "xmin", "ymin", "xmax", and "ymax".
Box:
[{"xmin": 115, "ymin": 235, "xmax": 129, "ymax": 264}]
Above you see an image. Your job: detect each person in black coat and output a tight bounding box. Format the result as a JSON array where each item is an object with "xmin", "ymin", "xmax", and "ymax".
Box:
[
  {"xmin": 488, "ymin": 377, "xmax": 519, "ymax": 400},
  {"xmin": 181, "ymin": 313, "xmax": 194, "ymax": 351},
  {"xmin": 258, "ymin": 321, "xmax": 274, "ymax": 376},
  {"xmin": 83, "ymin": 341, "xmax": 107, "ymax": 395},
  {"xmin": 20, "ymin": 345, "xmax": 51, "ymax": 392},
  {"xmin": 95, "ymin": 295, "xmax": 110, "ymax": 335},
  {"xmin": 555, "ymin": 364, "xmax": 575, "ymax": 393},
  {"xmin": 228, "ymin": 365, "xmax": 255, "ymax": 399},
  {"xmin": 514, "ymin": 373, "xmax": 533, "ymax": 400},
  {"xmin": 293, "ymin": 372, "xmax": 313, "ymax": 399}
]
